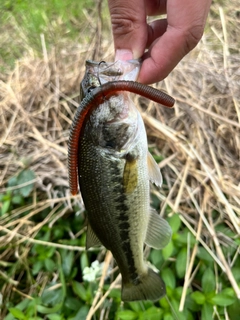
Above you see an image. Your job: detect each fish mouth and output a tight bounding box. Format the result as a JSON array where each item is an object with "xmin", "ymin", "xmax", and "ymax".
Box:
[{"xmin": 81, "ymin": 60, "xmax": 141, "ymax": 98}]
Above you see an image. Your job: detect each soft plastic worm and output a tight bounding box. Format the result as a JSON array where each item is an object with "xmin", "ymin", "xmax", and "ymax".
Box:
[{"xmin": 68, "ymin": 80, "xmax": 175, "ymax": 195}]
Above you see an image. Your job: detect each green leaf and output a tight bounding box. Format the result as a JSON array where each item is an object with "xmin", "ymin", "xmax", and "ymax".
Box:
[
  {"xmin": 168, "ymin": 214, "xmax": 181, "ymax": 233},
  {"xmin": 161, "ymin": 268, "xmax": 176, "ymax": 289},
  {"xmin": 162, "ymin": 240, "xmax": 174, "ymax": 260},
  {"xmin": 221, "ymin": 287, "xmax": 235, "ymax": 297},
  {"xmin": 108, "ymin": 288, "xmax": 121, "ymax": 300},
  {"xmin": 64, "ymin": 296, "xmax": 81, "ymax": 311},
  {"xmin": 159, "ymin": 297, "xmax": 170, "ymax": 309},
  {"xmin": 142, "ymin": 307, "xmax": 163, "ymax": 320},
  {"xmin": 197, "ymin": 247, "xmax": 214, "ymax": 264},
  {"xmin": 142, "ymin": 301, "xmax": 154, "ymax": 309},
  {"xmin": 36, "ymin": 303, "xmax": 62, "ymax": 314},
  {"xmin": 202, "ymin": 303, "xmax": 213, "ymax": 320},
  {"xmin": 174, "ymin": 286, "xmax": 185, "ymax": 300},
  {"xmin": 12, "ymin": 194, "xmax": 24, "ymax": 204},
  {"xmin": 8, "ymin": 308, "xmax": 26, "ymax": 319},
  {"xmin": 117, "ymin": 310, "xmax": 138, "ymax": 320},
  {"xmin": 232, "ymin": 267, "xmax": 240, "ymax": 282},
  {"xmin": 47, "ymin": 315, "xmax": 63, "ymax": 320},
  {"xmin": 25, "ymin": 298, "xmax": 40, "ymax": 318},
  {"xmin": 41, "ymin": 287, "xmax": 63, "ymax": 306},
  {"xmin": 127, "ymin": 301, "xmax": 142, "ymax": 312},
  {"xmin": 32, "ymin": 260, "xmax": 43, "ymax": 275},
  {"xmin": 44, "ymin": 258, "xmax": 56, "ymax": 272},
  {"xmin": 153, "ymin": 154, "xmax": 164, "ymax": 163},
  {"xmin": 191, "ymin": 291, "xmax": 206, "ymax": 305},
  {"xmin": 62, "ymin": 250, "xmax": 74, "ymax": 277},
  {"xmin": 72, "ymin": 281, "xmax": 87, "ymax": 300},
  {"xmin": 210, "ymin": 293, "xmax": 236, "ymax": 306},
  {"xmin": 150, "ymin": 249, "xmax": 164, "ymax": 269},
  {"xmin": 215, "ymin": 224, "xmax": 236, "ymax": 238},
  {"xmin": 228, "ymin": 300, "xmax": 240, "ymax": 320},
  {"xmin": 170, "ymin": 299, "xmax": 189, "ymax": 320},
  {"xmin": 17, "ymin": 169, "xmax": 35, "ymax": 197},
  {"xmin": 8, "ymin": 176, "xmax": 18, "ymax": 187},
  {"xmin": 163, "ymin": 313, "xmax": 174, "ymax": 320},
  {"xmin": 176, "ymin": 248, "xmax": 187, "ymax": 278},
  {"xmin": 57, "ymin": 252, "xmax": 66, "ymax": 299},
  {"xmin": 80, "ymin": 251, "xmax": 89, "ymax": 271},
  {"xmin": 174, "ymin": 230, "xmax": 196, "ymax": 248},
  {"xmin": 70, "ymin": 306, "xmax": 89, "ymax": 320},
  {"xmin": 1, "ymin": 199, "xmax": 11, "ymax": 215},
  {"xmin": 201, "ymin": 268, "xmax": 215, "ymax": 293},
  {"xmin": 5, "ymin": 299, "xmax": 30, "ymax": 320},
  {"xmin": 185, "ymin": 295, "xmax": 199, "ymax": 312}
]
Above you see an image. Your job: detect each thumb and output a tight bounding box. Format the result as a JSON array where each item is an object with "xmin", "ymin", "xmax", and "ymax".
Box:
[{"xmin": 108, "ymin": 0, "xmax": 147, "ymax": 60}]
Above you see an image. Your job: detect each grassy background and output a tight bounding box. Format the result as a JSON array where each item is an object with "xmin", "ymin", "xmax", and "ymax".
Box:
[
  {"xmin": 0, "ymin": 0, "xmax": 109, "ymax": 69},
  {"xmin": 0, "ymin": 0, "xmax": 240, "ymax": 319}
]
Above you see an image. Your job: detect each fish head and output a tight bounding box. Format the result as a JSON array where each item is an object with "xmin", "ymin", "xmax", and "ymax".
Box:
[
  {"xmin": 80, "ymin": 59, "xmax": 141, "ymax": 99},
  {"xmin": 81, "ymin": 60, "xmax": 144, "ymax": 154}
]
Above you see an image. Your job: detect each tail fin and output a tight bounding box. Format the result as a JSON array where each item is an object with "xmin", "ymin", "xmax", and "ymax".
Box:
[{"xmin": 121, "ymin": 268, "xmax": 166, "ymax": 302}]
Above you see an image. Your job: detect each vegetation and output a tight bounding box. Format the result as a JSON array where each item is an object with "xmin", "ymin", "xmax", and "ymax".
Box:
[{"xmin": 0, "ymin": 0, "xmax": 239, "ymax": 319}]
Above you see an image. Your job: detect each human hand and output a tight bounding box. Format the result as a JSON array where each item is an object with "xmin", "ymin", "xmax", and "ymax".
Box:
[{"xmin": 108, "ymin": 0, "xmax": 212, "ymax": 84}]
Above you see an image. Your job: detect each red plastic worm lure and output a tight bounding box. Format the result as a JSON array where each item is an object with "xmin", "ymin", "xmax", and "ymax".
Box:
[{"xmin": 68, "ymin": 80, "xmax": 175, "ymax": 195}]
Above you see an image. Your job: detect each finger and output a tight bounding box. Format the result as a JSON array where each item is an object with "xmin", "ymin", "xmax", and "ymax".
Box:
[
  {"xmin": 138, "ymin": 29, "xmax": 189, "ymax": 84},
  {"xmin": 138, "ymin": 0, "xmax": 212, "ymax": 84},
  {"xmin": 114, "ymin": 18, "xmax": 168, "ymax": 60},
  {"xmin": 108, "ymin": 0, "xmax": 148, "ymax": 59},
  {"xmin": 146, "ymin": 19, "xmax": 168, "ymax": 48},
  {"xmin": 138, "ymin": 23, "xmax": 205, "ymax": 84},
  {"xmin": 145, "ymin": 0, "xmax": 167, "ymax": 16}
]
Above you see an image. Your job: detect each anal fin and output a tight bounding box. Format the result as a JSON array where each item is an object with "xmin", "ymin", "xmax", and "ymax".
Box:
[
  {"xmin": 145, "ymin": 209, "xmax": 172, "ymax": 249},
  {"xmin": 86, "ymin": 224, "xmax": 102, "ymax": 250}
]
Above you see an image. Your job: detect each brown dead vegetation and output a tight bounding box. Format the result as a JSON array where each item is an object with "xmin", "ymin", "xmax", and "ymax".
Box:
[{"xmin": 0, "ymin": 2, "xmax": 239, "ymax": 317}]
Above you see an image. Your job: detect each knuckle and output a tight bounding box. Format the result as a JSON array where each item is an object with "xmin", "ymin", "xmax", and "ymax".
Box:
[
  {"xmin": 110, "ymin": 5, "xmax": 142, "ymax": 37},
  {"xmin": 183, "ymin": 24, "xmax": 204, "ymax": 52},
  {"xmin": 111, "ymin": 15, "xmax": 135, "ymax": 35}
]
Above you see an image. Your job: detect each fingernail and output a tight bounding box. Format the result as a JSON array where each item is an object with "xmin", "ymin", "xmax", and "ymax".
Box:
[{"xmin": 115, "ymin": 49, "xmax": 133, "ymax": 61}]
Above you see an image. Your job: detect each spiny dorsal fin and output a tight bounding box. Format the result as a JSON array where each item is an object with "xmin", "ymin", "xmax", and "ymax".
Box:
[
  {"xmin": 147, "ymin": 151, "xmax": 162, "ymax": 188},
  {"xmin": 86, "ymin": 224, "xmax": 102, "ymax": 249},
  {"xmin": 145, "ymin": 208, "xmax": 172, "ymax": 249}
]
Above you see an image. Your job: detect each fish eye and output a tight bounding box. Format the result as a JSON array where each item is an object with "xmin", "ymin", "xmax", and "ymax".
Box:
[{"xmin": 87, "ymin": 85, "xmax": 96, "ymax": 93}]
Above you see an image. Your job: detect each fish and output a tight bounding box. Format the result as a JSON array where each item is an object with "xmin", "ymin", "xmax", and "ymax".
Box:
[{"xmin": 68, "ymin": 59, "xmax": 174, "ymax": 301}]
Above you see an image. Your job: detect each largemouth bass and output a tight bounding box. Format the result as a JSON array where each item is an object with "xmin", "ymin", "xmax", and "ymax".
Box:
[{"xmin": 68, "ymin": 60, "xmax": 174, "ymax": 301}]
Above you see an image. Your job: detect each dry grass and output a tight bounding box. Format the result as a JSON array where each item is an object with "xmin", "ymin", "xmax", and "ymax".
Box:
[{"xmin": 0, "ymin": 1, "xmax": 239, "ymax": 318}]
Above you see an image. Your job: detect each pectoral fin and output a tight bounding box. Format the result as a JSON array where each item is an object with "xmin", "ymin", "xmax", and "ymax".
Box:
[
  {"xmin": 147, "ymin": 151, "xmax": 162, "ymax": 188},
  {"xmin": 86, "ymin": 224, "xmax": 102, "ymax": 249},
  {"xmin": 123, "ymin": 154, "xmax": 138, "ymax": 194},
  {"xmin": 145, "ymin": 209, "xmax": 172, "ymax": 249}
]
